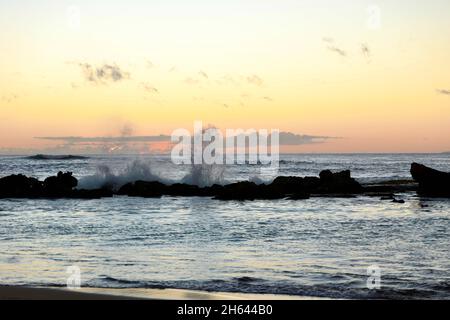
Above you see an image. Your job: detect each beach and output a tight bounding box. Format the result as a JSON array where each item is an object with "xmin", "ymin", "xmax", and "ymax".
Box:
[{"xmin": 0, "ymin": 286, "xmax": 318, "ymax": 300}]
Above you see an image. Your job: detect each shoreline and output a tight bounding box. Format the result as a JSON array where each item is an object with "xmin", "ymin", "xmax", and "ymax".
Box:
[{"xmin": 0, "ymin": 286, "xmax": 324, "ymax": 300}]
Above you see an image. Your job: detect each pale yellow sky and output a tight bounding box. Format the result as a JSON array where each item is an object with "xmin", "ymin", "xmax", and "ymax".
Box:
[{"xmin": 1, "ymin": 0, "xmax": 450, "ymax": 153}]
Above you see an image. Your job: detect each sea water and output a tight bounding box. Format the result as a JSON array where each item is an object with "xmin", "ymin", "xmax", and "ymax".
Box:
[{"xmin": 0, "ymin": 153, "xmax": 449, "ymax": 299}]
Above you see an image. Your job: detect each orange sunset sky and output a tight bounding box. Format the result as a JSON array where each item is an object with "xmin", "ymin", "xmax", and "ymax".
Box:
[{"xmin": 1, "ymin": 0, "xmax": 449, "ymax": 154}]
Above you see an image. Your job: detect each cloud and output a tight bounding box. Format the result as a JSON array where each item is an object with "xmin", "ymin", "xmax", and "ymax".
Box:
[
  {"xmin": 35, "ymin": 135, "xmax": 171, "ymax": 143},
  {"xmin": 141, "ymin": 82, "xmax": 159, "ymax": 94},
  {"xmin": 322, "ymin": 37, "xmax": 334, "ymax": 44},
  {"xmin": 76, "ymin": 63, "xmax": 130, "ymax": 84},
  {"xmin": 120, "ymin": 124, "xmax": 134, "ymax": 137},
  {"xmin": 361, "ymin": 43, "xmax": 371, "ymax": 62},
  {"xmin": 278, "ymin": 132, "xmax": 336, "ymax": 145},
  {"xmin": 30, "ymin": 129, "xmax": 337, "ymax": 155},
  {"xmin": 246, "ymin": 74, "xmax": 263, "ymax": 86},
  {"xmin": 1, "ymin": 94, "xmax": 19, "ymax": 103},
  {"xmin": 199, "ymin": 71, "xmax": 208, "ymax": 79},
  {"xmin": 35, "ymin": 131, "xmax": 335, "ymax": 147},
  {"xmin": 184, "ymin": 77, "xmax": 200, "ymax": 85},
  {"xmin": 216, "ymin": 75, "xmax": 238, "ymax": 86},
  {"xmin": 361, "ymin": 43, "xmax": 370, "ymax": 57},
  {"xmin": 327, "ymin": 45, "xmax": 347, "ymax": 57},
  {"xmin": 263, "ymin": 96, "xmax": 273, "ymax": 102},
  {"xmin": 437, "ymin": 89, "xmax": 450, "ymax": 95}
]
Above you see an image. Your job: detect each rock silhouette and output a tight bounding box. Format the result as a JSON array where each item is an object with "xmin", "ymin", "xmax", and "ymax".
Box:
[
  {"xmin": 115, "ymin": 169, "xmax": 362, "ymax": 200},
  {"xmin": 0, "ymin": 171, "xmax": 111, "ymax": 199},
  {"xmin": 0, "ymin": 169, "xmax": 364, "ymax": 200},
  {"xmin": 410, "ymin": 163, "xmax": 450, "ymax": 197},
  {"xmin": 43, "ymin": 172, "xmax": 78, "ymax": 197},
  {"xmin": 0, "ymin": 174, "xmax": 43, "ymax": 198}
]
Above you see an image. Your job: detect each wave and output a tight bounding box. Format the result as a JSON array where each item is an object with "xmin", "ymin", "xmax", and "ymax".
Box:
[
  {"xmin": 78, "ymin": 160, "xmax": 226, "ymax": 190},
  {"xmin": 26, "ymin": 154, "xmax": 89, "ymax": 160},
  {"xmin": 181, "ymin": 163, "xmax": 225, "ymax": 187},
  {"xmin": 78, "ymin": 160, "xmax": 168, "ymax": 190},
  {"xmin": 83, "ymin": 276, "xmax": 450, "ymax": 299}
]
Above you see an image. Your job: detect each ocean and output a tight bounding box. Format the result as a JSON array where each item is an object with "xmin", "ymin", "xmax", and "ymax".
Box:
[{"xmin": 0, "ymin": 153, "xmax": 449, "ymax": 299}]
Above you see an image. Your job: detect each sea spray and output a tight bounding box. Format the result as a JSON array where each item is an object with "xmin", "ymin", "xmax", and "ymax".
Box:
[
  {"xmin": 181, "ymin": 163, "xmax": 226, "ymax": 187},
  {"xmin": 77, "ymin": 159, "xmax": 227, "ymax": 190},
  {"xmin": 78, "ymin": 159, "xmax": 170, "ymax": 190}
]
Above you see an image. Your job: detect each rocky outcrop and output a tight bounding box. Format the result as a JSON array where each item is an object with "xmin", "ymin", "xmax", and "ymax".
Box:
[
  {"xmin": 317, "ymin": 170, "xmax": 362, "ymax": 194},
  {"xmin": 214, "ymin": 181, "xmax": 289, "ymax": 200},
  {"xmin": 43, "ymin": 172, "xmax": 78, "ymax": 197},
  {"xmin": 410, "ymin": 163, "xmax": 450, "ymax": 197},
  {"xmin": 0, "ymin": 169, "xmax": 364, "ymax": 200},
  {"xmin": 118, "ymin": 181, "xmax": 165, "ymax": 198},
  {"xmin": 214, "ymin": 170, "xmax": 362, "ymax": 200},
  {"xmin": 0, "ymin": 172, "xmax": 111, "ymax": 199},
  {"xmin": 0, "ymin": 174, "xmax": 43, "ymax": 198}
]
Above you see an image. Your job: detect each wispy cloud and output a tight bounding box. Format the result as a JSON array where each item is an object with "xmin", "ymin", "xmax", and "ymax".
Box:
[
  {"xmin": 361, "ymin": 43, "xmax": 371, "ymax": 60},
  {"xmin": 120, "ymin": 124, "xmax": 134, "ymax": 137},
  {"xmin": 141, "ymin": 82, "xmax": 159, "ymax": 94},
  {"xmin": 75, "ymin": 63, "xmax": 130, "ymax": 84},
  {"xmin": 327, "ymin": 45, "xmax": 347, "ymax": 57},
  {"xmin": 184, "ymin": 77, "xmax": 200, "ymax": 85},
  {"xmin": 1, "ymin": 93, "xmax": 19, "ymax": 103},
  {"xmin": 35, "ymin": 135, "xmax": 171, "ymax": 143},
  {"xmin": 322, "ymin": 37, "xmax": 347, "ymax": 57},
  {"xmin": 246, "ymin": 74, "xmax": 263, "ymax": 86},
  {"xmin": 36, "ymin": 132, "xmax": 335, "ymax": 146},
  {"xmin": 437, "ymin": 89, "xmax": 450, "ymax": 95},
  {"xmin": 278, "ymin": 132, "xmax": 336, "ymax": 145}
]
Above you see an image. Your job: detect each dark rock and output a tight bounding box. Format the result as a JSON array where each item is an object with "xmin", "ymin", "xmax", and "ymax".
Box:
[
  {"xmin": 269, "ymin": 176, "xmax": 319, "ymax": 195},
  {"xmin": 117, "ymin": 181, "xmax": 165, "ymax": 198},
  {"xmin": 200, "ymin": 184, "xmax": 225, "ymax": 196},
  {"xmin": 43, "ymin": 171, "xmax": 78, "ymax": 197},
  {"xmin": 317, "ymin": 170, "xmax": 362, "ymax": 194},
  {"xmin": 166, "ymin": 183, "xmax": 201, "ymax": 197},
  {"xmin": 214, "ymin": 181, "xmax": 261, "ymax": 200},
  {"xmin": 214, "ymin": 181, "xmax": 291, "ymax": 200},
  {"xmin": 392, "ymin": 199, "xmax": 405, "ymax": 204},
  {"xmin": 0, "ymin": 168, "xmax": 367, "ymax": 200},
  {"xmin": 410, "ymin": 163, "xmax": 450, "ymax": 197},
  {"xmin": 0, "ymin": 174, "xmax": 43, "ymax": 198}
]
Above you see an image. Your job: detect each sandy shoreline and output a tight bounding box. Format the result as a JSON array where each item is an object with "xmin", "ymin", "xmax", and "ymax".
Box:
[{"xmin": 0, "ymin": 286, "xmax": 324, "ymax": 300}]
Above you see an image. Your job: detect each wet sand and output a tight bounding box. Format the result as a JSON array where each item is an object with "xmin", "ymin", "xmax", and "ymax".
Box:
[{"xmin": 0, "ymin": 286, "xmax": 323, "ymax": 300}]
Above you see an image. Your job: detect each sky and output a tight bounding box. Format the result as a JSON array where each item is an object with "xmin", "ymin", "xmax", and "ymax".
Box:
[{"xmin": 0, "ymin": 0, "xmax": 450, "ymax": 154}]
